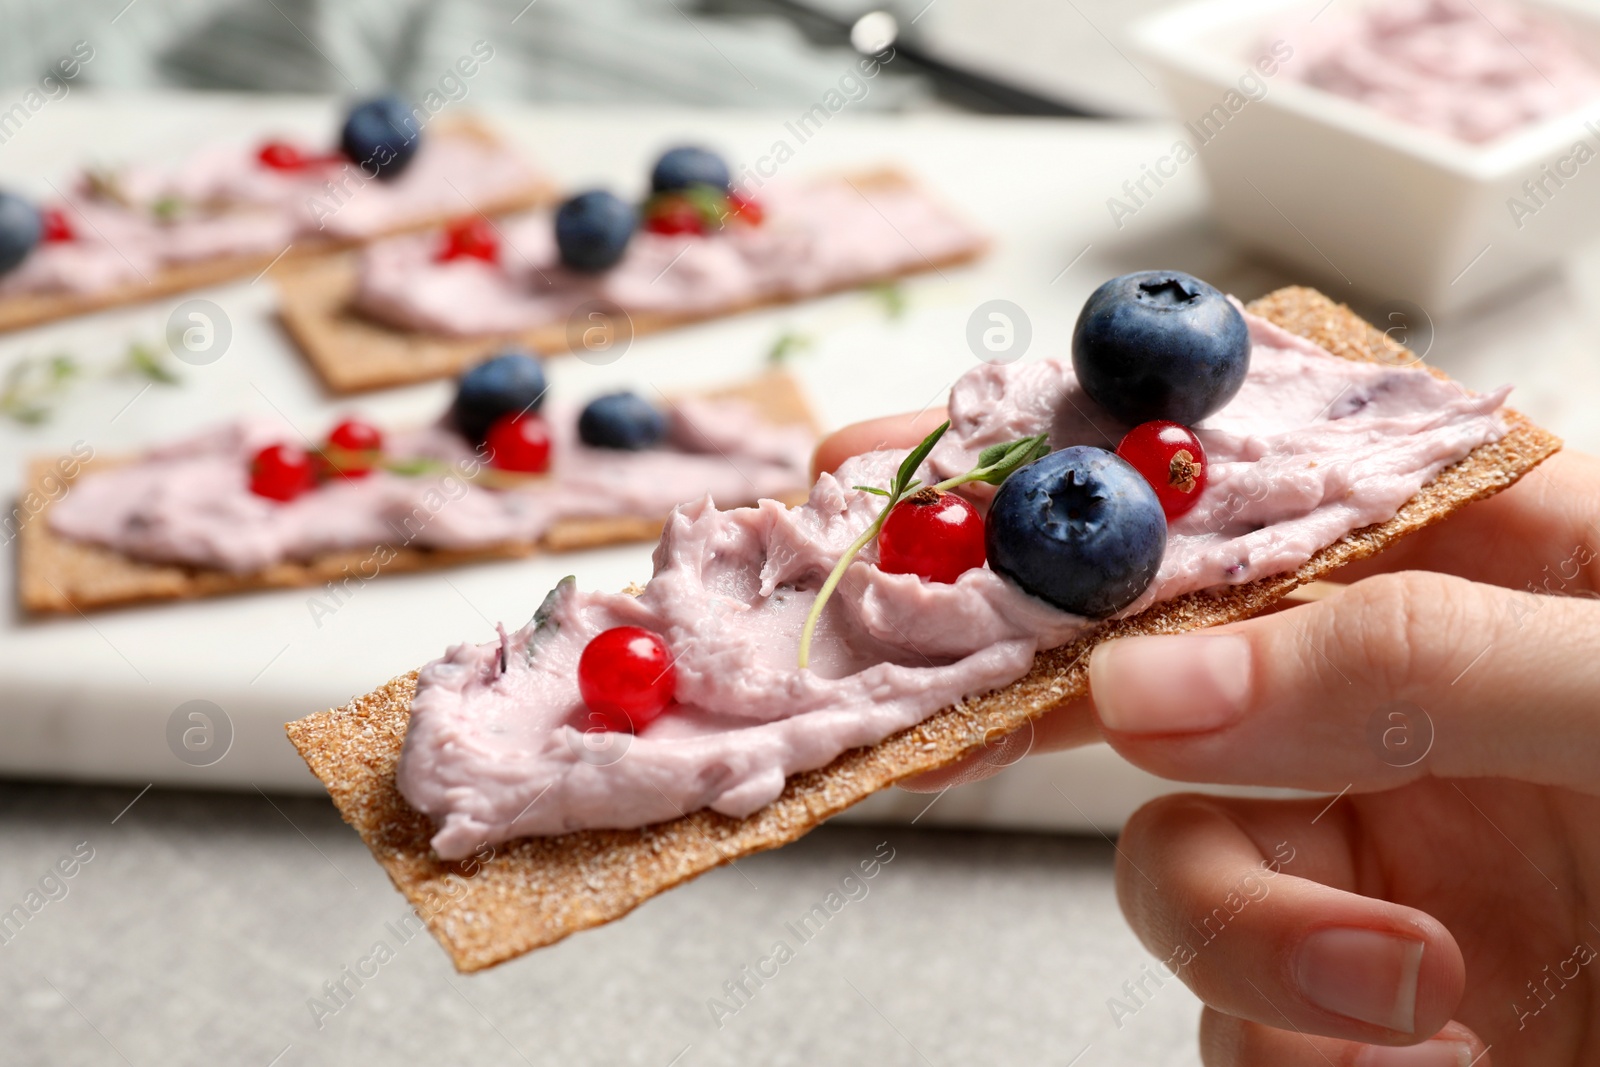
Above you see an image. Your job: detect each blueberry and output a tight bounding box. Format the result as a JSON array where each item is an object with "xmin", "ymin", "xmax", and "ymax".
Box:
[
  {"xmin": 650, "ymin": 146, "xmax": 730, "ymax": 193},
  {"xmin": 340, "ymin": 95, "xmax": 422, "ymax": 181},
  {"xmin": 985, "ymin": 446, "xmax": 1166, "ymax": 618},
  {"xmin": 451, "ymin": 350, "xmax": 547, "ymax": 444},
  {"xmin": 555, "ymin": 190, "xmax": 636, "ymax": 273},
  {"xmin": 1072, "ymin": 270, "xmax": 1250, "ymax": 426},
  {"xmin": 578, "ymin": 392, "xmax": 667, "ymax": 450},
  {"xmin": 0, "ymin": 192, "xmax": 41, "ymax": 275}
]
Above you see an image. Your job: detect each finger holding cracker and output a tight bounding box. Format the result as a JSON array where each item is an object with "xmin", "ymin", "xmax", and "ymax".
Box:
[
  {"xmin": 1097, "ymin": 563, "xmax": 1600, "ymax": 1061},
  {"xmin": 287, "ymin": 279, "xmax": 1559, "ymax": 974}
]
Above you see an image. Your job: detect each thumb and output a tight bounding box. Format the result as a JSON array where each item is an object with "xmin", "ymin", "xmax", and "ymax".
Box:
[{"xmin": 1089, "ymin": 571, "xmax": 1600, "ymax": 793}]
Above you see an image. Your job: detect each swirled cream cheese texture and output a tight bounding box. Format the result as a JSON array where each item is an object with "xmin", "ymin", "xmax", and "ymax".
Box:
[
  {"xmin": 1280, "ymin": 0, "xmax": 1600, "ymax": 143},
  {"xmin": 0, "ymin": 131, "xmax": 540, "ymax": 297},
  {"xmin": 48, "ymin": 397, "xmax": 810, "ymax": 574},
  {"xmin": 397, "ymin": 308, "xmax": 1510, "ymax": 858},
  {"xmin": 352, "ymin": 176, "xmax": 984, "ymax": 336}
]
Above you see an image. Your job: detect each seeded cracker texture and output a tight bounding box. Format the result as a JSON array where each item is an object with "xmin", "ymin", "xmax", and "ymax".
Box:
[
  {"xmin": 284, "ymin": 287, "xmax": 1562, "ymax": 972},
  {"xmin": 275, "ymin": 168, "xmax": 989, "ymax": 393},
  {"xmin": 0, "ymin": 118, "xmax": 558, "ymax": 335},
  {"xmin": 17, "ymin": 371, "xmax": 815, "ymax": 614}
]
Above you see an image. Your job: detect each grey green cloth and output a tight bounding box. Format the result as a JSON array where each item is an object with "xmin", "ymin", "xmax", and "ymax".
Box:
[{"xmin": 0, "ymin": 0, "xmax": 927, "ymax": 109}]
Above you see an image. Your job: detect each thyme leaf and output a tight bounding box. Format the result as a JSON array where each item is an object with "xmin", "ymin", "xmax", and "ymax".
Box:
[
  {"xmin": 935, "ymin": 433, "xmax": 1049, "ymax": 491},
  {"xmin": 766, "ymin": 329, "xmax": 814, "ymax": 365},
  {"xmin": 125, "ymin": 342, "xmax": 180, "ymax": 385},
  {"xmin": 0, "ymin": 352, "xmax": 80, "ymax": 424},
  {"xmin": 796, "ymin": 421, "xmax": 1049, "ymax": 669},
  {"xmin": 867, "ymin": 281, "xmax": 907, "ymax": 320},
  {"xmin": 383, "ymin": 456, "xmax": 448, "ymax": 476}
]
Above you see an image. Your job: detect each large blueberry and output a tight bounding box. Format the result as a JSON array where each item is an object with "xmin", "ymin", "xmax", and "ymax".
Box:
[
  {"xmin": 1072, "ymin": 270, "xmax": 1250, "ymax": 426},
  {"xmin": 986, "ymin": 446, "xmax": 1166, "ymax": 618},
  {"xmin": 451, "ymin": 350, "xmax": 548, "ymax": 444},
  {"xmin": 578, "ymin": 392, "xmax": 667, "ymax": 450},
  {"xmin": 650, "ymin": 146, "xmax": 730, "ymax": 193},
  {"xmin": 340, "ymin": 95, "xmax": 422, "ymax": 181},
  {"xmin": 555, "ymin": 190, "xmax": 636, "ymax": 273},
  {"xmin": 0, "ymin": 192, "xmax": 40, "ymax": 275}
]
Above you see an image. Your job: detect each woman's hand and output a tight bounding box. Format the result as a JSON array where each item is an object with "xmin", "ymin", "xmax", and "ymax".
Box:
[{"xmin": 815, "ymin": 420, "xmax": 1600, "ymax": 1066}]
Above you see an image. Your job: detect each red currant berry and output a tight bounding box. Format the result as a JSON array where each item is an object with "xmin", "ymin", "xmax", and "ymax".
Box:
[
  {"xmin": 249, "ymin": 443, "xmax": 315, "ymax": 502},
  {"xmin": 725, "ymin": 191, "xmax": 763, "ymax": 226},
  {"xmin": 577, "ymin": 626, "xmax": 676, "ymax": 733},
  {"xmin": 321, "ymin": 417, "xmax": 384, "ymax": 480},
  {"xmin": 644, "ymin": 198, "xmax": 705, "ymax": 236},
  {"xmin": 436, "ymin": 216, "xmax": 500, "ymax": 263},
  {"xmin": 877, "ymin": 488, "xmax": 987, "ymax": 584},
  {"xmin": 258, "ymin": 141, "xmax": 310, "ymax": 170},
  {"xmin": 41, "ymin": 208, "xmax": 73, "ymax": 243},
  {"xmin": 485, "ymin": 412, "xmax": 552, "ymax": 473},
  {"xmin": 328, "ymin": 417, "xmax": 382, "ymax": 453},
  {"xmin": 1115, "ymin": 420, "xmax": 1208, "ymax": 520}
]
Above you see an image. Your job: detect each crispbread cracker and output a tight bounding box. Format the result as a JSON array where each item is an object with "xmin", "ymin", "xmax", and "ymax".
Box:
[
  {"xmin": 285, "ymin": 287, "xmax": 1562, "ymax": 972},
  {"xmin": 0, "ymin": 119, "xmax": 557, "ymax": 334},
  {"xmin": 276, "ymin": 169, "xmax": 988, "ymax": 393},
  {"xmin": 17, "ymin": 371, "xmax": 815, "ymax": 614}
]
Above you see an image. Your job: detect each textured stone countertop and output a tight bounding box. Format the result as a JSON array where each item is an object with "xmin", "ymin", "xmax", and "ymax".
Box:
[{"xmin": 0, "ymin": 781, "xmax": 1205, "ymax": 1066}]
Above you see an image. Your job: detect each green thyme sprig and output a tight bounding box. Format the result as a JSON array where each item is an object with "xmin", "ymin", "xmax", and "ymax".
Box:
[
  {"xmin": 868, "ymin": 281, "xmax": 906, "ymax": 320},
  {"xmin": 377, "ymin": 454, "xmax": 553, "ymax": 491},
  {"xmin": 766, "ymin": 329, "xmax": 814, "ymax": 366},
  {"xmin": 0, "ymin": 342, "xmax": 183, "ymax": 425},
  {"xmin": 151, "ymin": 196, "xmax": 184, "ymax": 223},
  {"xmin": 0, "ymin": 353, "xmax": 78, "ymax": 424},
  {"xmin": 932, "ymin": 433, "xmax": 1051, "ymax": 492},
  {"xmin": 796, "ymin": 422, "xmax": 1049, "ymax": 670},
  {"xmin": 643, "ymin": 183, "xmax": 732, "ymax": 231},
  {"xmin": 125, "ymin": 342, "xmax": 179, "ymax": 384},
  {"xmin": 382, "ymin": 455, "xmax": 446, "ymax": 477},
  {"xmin": 680, "ymin": 183, "xmax": 732, "ymax": 225}
]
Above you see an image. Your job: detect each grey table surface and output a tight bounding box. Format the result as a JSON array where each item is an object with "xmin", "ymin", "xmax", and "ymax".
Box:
[{"xmin": 0, "ymin": 781, "xmax": 1205, "ymax": 1066}]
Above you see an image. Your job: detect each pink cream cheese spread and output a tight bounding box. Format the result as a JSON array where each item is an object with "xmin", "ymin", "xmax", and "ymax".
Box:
[
  {"xmin": 1281, "ymin": 0, "xmax": 1600, "ymax": 143},
  {"xmin": 0, "ymin": 132, "xmax": 540, "ymax": 298},
  {"xmin": 47, "ymin": 397, "xmax": 809, "ymax": 574},
  {"xmin": 396, "ymin": 307, "xmax": 1511, "ymax": 859},
  {"xmin": 353, "ymin": 177, "xmax": 983, "ymax": 337}
]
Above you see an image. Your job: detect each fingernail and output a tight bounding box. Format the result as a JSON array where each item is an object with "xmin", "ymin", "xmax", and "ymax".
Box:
[
  {"xmin": 1091, "ymin": 635, "xmax": 1251, "ymax": 734},
  {"xmin": 1296, "ymin": 927, "xmax": 1425, "ymax": 1032},
  {"xmin": 1354, "ymin": 1038, "xmax": 1472, "ymax": 1066}
]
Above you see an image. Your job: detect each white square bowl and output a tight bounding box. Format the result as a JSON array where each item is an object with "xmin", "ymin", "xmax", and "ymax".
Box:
[{"xmin": 1132, "ymin": 0, "xmax": 1600, "ymax": 313}]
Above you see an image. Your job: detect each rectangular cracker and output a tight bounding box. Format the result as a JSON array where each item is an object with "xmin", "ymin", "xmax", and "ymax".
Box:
[
  {"xmin": 16, "ymin": 370, "xmax": 815, "ymax": 614},
  {"xmin": 0, "ymin": 118, "xmax": 558, "ymax": 335},
  {"xmin": 285, "ymin": 287, "xmax": 1562, "ymax": 972},
  {"xmin": 276, "ymin": 168, "xmax": 989, "ymax": 393}
]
